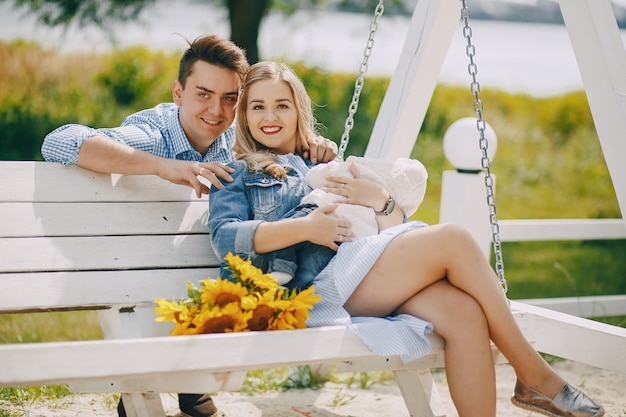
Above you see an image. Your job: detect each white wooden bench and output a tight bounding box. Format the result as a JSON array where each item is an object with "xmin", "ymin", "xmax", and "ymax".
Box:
[
  {"xmin": 2, "ymin": 161, "xmax": 624, "ymax": 417},
  {"xmin": 0, "ymin": 161, "xmax": 496, "ymax": 417}
]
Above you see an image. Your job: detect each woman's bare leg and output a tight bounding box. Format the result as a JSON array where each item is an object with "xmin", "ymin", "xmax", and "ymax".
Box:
[
  {"xmin": 393, "ymin": 279, "xmax": 497, "ymax": 417},
  {"xmin": 344, "ymin": 224, "xmax": 564, "ymax": 396}
]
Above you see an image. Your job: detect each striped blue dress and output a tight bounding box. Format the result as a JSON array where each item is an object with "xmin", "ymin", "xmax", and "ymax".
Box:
[{"xmin": 306, "ymin": 221, "xmax": 434, "ymax": 363}]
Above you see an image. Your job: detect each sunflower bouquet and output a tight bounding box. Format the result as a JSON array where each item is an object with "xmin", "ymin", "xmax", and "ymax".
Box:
[{"xmin": 155, "ymin": 253, "xmax": 321, "ymax": 335}]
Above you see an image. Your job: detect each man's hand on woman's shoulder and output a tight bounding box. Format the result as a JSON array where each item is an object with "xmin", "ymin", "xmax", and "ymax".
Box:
[{"xmin": 303, "ymin": 135, "xmax": 338, "ymax": 164}]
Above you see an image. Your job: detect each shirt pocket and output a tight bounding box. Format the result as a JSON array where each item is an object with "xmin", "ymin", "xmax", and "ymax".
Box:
[{"xmin": 245, "ymin": 174, "xmax": 284, "ymax": 219}]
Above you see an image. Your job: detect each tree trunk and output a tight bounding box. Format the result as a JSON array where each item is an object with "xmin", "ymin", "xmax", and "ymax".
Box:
[{"xmin": 227, "ymin": 0, "xmax": 271, "ymax": 64}]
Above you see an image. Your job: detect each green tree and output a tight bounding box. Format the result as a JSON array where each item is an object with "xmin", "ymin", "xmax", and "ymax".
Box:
[{"xmin": 3, "ymin": 0, "xmax": 408, "ymax": 63}]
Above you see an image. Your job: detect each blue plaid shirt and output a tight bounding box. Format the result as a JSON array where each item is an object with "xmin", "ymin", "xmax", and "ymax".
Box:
[{"xmin": 41, "ymin": 103, "xmax": 235, "ymax": 165}]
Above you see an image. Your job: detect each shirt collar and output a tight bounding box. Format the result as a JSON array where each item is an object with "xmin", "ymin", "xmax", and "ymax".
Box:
[
  {"xmin": 166, "ymin": 107, "xmax": 234, "ymax": 163},
  {"xmin": 167, "ymin": 107, "xmax": 198, "ymax": 159}
]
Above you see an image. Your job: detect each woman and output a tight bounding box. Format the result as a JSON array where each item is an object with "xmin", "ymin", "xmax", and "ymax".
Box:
[{"xmin": 208, "ymin": 61, "xmax": 604, "ymax": 417}]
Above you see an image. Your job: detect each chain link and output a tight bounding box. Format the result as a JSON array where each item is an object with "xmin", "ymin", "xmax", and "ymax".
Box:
[
  {"xmin": 460, "ymin": 0, "xmax": 508, "ymax": 294},
  {"xmin": 337, "ymin": 0, "xmax": 385, "ymax": 160}
]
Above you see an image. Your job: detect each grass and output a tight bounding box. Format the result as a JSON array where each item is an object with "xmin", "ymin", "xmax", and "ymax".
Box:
[
  {"xmin": 0, "ymin": 311, "xmax": 102, "ymax": 344},
  {"xmin": 501, "ymin": 240, "xmax": 626, "ymax": 300},
  {"xmin": 0, "ymin": 386, "xmax": 119, "ymax": 417}
]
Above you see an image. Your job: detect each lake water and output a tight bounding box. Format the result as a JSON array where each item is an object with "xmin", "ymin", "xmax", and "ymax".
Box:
[{"xmin": 2, "ymin": 0, "xmax": 625, "ymax": 97}]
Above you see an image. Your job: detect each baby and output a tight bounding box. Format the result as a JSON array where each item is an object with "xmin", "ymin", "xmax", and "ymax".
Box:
[{"xmin": 269, "ymin": 155, "xmax": 428, "ymax": 286}]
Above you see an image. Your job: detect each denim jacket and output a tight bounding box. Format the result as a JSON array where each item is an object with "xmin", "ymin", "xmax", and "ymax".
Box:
[{"xmin": 209, "ymin": 153, "xmax": 318, "ymax": 281}]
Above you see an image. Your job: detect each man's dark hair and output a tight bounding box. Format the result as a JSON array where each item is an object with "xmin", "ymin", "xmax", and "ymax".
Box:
[{"xmin": 178, "ymin": 34, "xmax": 249, "ymax": 87}]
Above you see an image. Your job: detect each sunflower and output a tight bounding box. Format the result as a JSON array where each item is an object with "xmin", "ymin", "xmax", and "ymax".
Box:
[
  {"xmin": 271, "ymin": 286, "xmax": 321, "ymax": 330},
  {"xmin": 199, "ymin": 277, "xmax": 253, "ymax": 308},
  {"xmin": 154, "ymin": 298, "xmax": 187, "ymax": 324},
  {"xmin": 155, "ymin": 254, "xmax": 321, "ymax": 335},
  {"xmin": 193, "ymin": 302, "xmax": 251, "ymax": 334},
  {"xmin": 224, "ymin": 253, "xmax": 278, "ymax": 292},
  {"xmin": 248, "ymin": 286, "xmax": 290, "ymax": 330},
  {"xmin": 154, "ymin": 300, "xmax": 201, "ymax": 336},
  {"xmin": 248, "ymin": 271, "xmax": 280, "ymax": 292}
]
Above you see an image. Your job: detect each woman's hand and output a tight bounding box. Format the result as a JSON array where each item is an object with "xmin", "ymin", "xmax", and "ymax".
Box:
[
  {"xmin": 323, "ymin": 163, "xmax": 404, "ymax": 231},
  {"xmin": 323, "ymin": 163, "xmax": 389, "ymax": 211},
  {"xmin": 304, "ymin": 205, "xmax": 354, "ymax": 251},
  {"xmin": 254, "ymin": 204, "xmax": 353, "ymax": 254}
]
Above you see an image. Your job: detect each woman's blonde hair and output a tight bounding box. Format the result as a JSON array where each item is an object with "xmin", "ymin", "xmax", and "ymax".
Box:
[{"xmin": 234, "ymin": 61, "xmax": 317, "ymax": 179}]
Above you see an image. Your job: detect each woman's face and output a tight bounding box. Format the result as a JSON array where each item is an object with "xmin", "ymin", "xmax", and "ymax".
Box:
[{"xmin": 245, "ymin": 78, "xmax": 298, "ymax": 155}]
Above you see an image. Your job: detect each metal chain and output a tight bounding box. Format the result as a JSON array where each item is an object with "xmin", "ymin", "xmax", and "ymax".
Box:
[
  {"xmin": 337, "ymin": 0, "xmax": 385, "ymax": 160},
  {"xmin": 460, "ymin": 0, "xmax": 508, "ymax": 294}
]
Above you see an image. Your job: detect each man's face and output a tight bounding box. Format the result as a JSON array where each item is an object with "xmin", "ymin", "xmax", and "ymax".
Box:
[{"xmin": 173, "ymin": 60, "xmax": 240, "ymax": 154}]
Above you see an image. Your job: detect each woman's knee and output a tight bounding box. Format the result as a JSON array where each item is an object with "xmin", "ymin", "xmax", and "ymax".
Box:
[
  {"xmin": 431, "ymin": 223, "xmax": 483, "ymax": 256},
  {"xmin": 436, "ymin": 223, "xmax": 475, "ymax": 242},
  {"xmin": 438, "ymin": 292, "xmax": 489, "ymax": 339},
  {"xmin": 395, "ymin": 223, "xmax": 476, "ymax": 259},
  {"xmin": 460, "ymin": 295, "xmax": 488, "ymax": 328}
]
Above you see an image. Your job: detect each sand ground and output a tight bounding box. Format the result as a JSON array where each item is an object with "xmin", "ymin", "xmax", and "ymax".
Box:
[{"xmin": 7, "ymin": 360, "xmax": 625, "ymax": 417}]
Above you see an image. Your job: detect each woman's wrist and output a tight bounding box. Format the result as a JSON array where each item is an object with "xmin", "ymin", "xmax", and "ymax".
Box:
[{"xmin": 374, "ymin": 194, "xmax": 396, "ymax": 216}]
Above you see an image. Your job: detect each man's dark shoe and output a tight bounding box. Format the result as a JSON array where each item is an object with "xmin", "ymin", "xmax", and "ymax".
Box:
[
  {"xmin": 118, "ymin": 393, "xmax": 219, "ymax": 417},
  {"xmin": 178, "ymin": 393, "xmax": 218, "ymax": 417}
]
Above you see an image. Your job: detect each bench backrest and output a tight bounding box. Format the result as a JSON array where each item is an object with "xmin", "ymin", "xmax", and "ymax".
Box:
[{"xmin": 0, "ymin": 161, "xmax": 220, "ymax": 315}]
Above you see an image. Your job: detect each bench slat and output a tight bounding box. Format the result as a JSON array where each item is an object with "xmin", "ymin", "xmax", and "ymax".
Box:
[
  {"xmin": 0, "ymin": 162, "xmax": 200, "ymax": 203},
  {"xmin": 511, "ymin": 301, "xmax": 626, "ymax": 375},
  {"xmin": 0, "ymin": 327, "xmax": 446, "ymax": 388},
  {"xmin": 0, "ymin": 269, "xmax": 219, "ymax": 313},
  {"xmin": 71, "ymin": 371, "xmax": 249, "ymax": 394},
  {"xmin": 0, "ymin": 201, "xmax": 209, "ymax": 237},
  {"xmin": 1, "ymin": 235, "xmax": 220, "ymax": 272}
]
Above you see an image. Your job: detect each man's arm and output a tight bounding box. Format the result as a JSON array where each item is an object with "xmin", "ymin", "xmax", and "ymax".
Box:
[
  {"xmin": 77, "ymin": 136, "xmax": 233, "ymax": 198},
  {"xmin": 77, "ymin": 135, "xmax": 166, "ymax": 176},
  {"xmin": 42, "ymin": 124, "xmax": 233, "ymax": 197}
]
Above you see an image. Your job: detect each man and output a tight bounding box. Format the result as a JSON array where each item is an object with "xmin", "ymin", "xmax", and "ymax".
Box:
[
  {"xmin": 42, "ymin": 34, "xmax": 337, "ymax": 198},
  {"xmin": 41, "ymin": 34, "xmax": 337, "ymax": 417}
]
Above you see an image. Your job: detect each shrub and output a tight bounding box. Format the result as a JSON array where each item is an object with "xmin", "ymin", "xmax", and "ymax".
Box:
[{"xmin": 0, "ymin": 40, "xmax": 619, "ymax": 221}]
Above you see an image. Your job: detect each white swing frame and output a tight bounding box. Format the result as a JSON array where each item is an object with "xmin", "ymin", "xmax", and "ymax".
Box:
[{"xmin": 367, "ymin": 0, "xmax": 626, "ymax": 375}]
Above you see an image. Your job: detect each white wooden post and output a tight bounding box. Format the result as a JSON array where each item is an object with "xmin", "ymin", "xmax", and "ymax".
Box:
[
  {"xmin": 439, "ymin": 118, "xmax": 498, "ymax": 259},
  {"xmin": 78, "ymin": 309, "xmax": 167, "ymax": 417},
  {"xmin": 440, "ymin": 172, "xmax": 494, "ymax": 259},
  {"xmin": 395, "ymin": 368, "xmax": 446, "ymax": 417}
]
